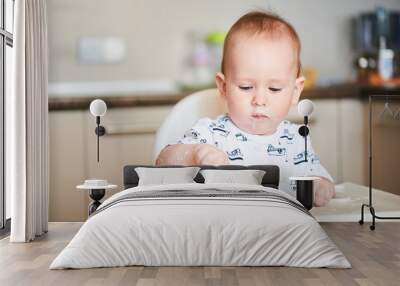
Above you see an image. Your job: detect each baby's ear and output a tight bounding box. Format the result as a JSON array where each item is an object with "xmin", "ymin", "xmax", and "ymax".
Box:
[
  {"xmin": 215, "ymin": 72, "xmax": 226, "ymax": 99},
  {"xmin": 291, "ymin": 76, "xmax": 305, "ymax": 105}
]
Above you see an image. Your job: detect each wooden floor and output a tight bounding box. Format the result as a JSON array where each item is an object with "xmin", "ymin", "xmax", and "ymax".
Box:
[{"xmin": 0, "ymin": 222, "xmax": 399, "ymax": 286}]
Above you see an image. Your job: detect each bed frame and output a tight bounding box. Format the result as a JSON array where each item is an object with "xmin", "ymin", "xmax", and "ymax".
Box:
[{"xmin": 123, "ymin": 165, "xmax": 280, "ymax": 189}]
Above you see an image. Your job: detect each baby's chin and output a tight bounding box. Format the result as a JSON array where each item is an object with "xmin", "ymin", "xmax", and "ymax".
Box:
[
  {"xmin": 248, "ymin": 126, "xmax": 278, "ymax": 136},
  {"xmin": 231, "ymin": 116, "xmax": 278, "ymax": 136}
]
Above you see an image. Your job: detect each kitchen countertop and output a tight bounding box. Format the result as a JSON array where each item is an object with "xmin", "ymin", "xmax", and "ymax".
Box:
[
  {"xmin": 311, "ymin": 182, "xmax": 400, "ymax": 222},
  {"xmin": 48, "ymin": 83, "xmax": 400, "ymax": 111}
]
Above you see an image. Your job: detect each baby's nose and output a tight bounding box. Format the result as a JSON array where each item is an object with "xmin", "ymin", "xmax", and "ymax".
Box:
[{"xmin": 252, "ymin": 92, "xmax": 267, "ymax": 106}]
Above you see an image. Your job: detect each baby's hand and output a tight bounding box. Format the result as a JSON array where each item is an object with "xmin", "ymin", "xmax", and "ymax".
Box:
[
  {"xmin": 313, "ymin": 178, "xmax": 336, "ymax": 207},
  {"xmin": 193, "ymin": 144, "xmax": 229, "ymax": 165}
]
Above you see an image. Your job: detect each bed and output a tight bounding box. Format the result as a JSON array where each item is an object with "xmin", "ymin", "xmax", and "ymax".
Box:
[{"xmin": 50, "ymin": 165, "xmax": 350, "ymax": 269}]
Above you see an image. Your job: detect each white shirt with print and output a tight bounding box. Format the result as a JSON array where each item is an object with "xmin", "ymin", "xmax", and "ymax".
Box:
[{"xmin": 176, "ymin": 114, "xmax": 333, "ymax": 197}]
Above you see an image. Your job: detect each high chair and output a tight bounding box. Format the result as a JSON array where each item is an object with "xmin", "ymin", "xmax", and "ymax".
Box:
[{"xmin": 152, "ymin": 88, "xmax": 227, "ymax": 162}]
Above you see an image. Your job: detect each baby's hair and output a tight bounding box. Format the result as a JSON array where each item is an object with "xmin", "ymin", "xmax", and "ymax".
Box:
[{"xmin": 221, "ymin": 10, "xmax": 302, "ymax": 77}]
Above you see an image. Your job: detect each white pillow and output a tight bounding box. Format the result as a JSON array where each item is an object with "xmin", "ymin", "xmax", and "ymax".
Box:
[
  {"xmin": 135, "ymin": 167, "xmax": 200, "ymax": 186},
  {"xmin": 200, "ymin": 169, "xmax": 266, "ymax": 185}
]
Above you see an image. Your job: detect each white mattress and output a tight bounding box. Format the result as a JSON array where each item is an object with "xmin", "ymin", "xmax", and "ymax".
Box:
[{"xmin": 50, "ymin": 183, "xmax": 350, "ymax": 269}]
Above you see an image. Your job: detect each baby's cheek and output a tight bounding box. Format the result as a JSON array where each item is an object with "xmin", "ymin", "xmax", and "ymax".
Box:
[
  {"xmin": 232, "ymin": 112, "xmax": 248, "ymax": 124},
  {"xmin": 228, "ymin": 103, "xmax": 250, "ymax": 121},
  {"xmin": 271, "ymin": 103, "xmax": 291, "ymax": 120},
  {"xmin": 230, "ymin": 96, "xmax": 251, "ymax": 110}
]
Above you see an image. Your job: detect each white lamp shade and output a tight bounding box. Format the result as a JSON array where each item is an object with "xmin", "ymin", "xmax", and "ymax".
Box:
[
  {"xmin": 298, "ymin": 99, "xmax": 315, "ymax": 117},
  {"xmin": 90, "ymin": 99, "xmax": 107, "ymax": 117}
]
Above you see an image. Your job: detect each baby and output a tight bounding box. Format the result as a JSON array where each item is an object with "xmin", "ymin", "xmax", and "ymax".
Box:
[{"xmin": 156, "ymin": 11, "xmax": 335, "ymax": 206}]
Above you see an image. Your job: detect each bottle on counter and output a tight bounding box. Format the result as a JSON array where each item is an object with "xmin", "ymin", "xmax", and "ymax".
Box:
[
  {"xmin": 378, "ymin": 36, "xmax": 394, "ymax": 80},
  {"xmin": 179, "ymin": 30, "xmax": 214, "ymax": 90},
  {"xmin": 206, "ymin": 31, "xmax": 225, "ymax": 75}
]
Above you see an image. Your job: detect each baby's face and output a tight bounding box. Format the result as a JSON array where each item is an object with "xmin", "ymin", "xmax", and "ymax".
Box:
[{"xmin": 216, "ymin": 34, "xmax": 304, "ymax": 135}]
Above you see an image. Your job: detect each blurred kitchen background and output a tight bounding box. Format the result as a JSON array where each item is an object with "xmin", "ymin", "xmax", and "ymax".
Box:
[{"xmin": 47, "ymin": 0, "xmax": 400, "ymax": 221}]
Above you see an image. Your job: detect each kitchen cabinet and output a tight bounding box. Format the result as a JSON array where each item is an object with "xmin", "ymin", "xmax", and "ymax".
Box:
[
  {"xmin": 338, "ymin": 99, "xmax": 367, "ymax": 185},
  {"xmin": 84, "ymin": 106, "xmax": 173, "ymax": 205},
  {"xmin": 369, "ymin": 99, "xmax": 400, "ymax": 195},
  {"xmin": 49, "ymin": 105, "xmax": 173, "ymax": 221},
  {"xmin": 49, "ymin": 111, "xmax": 88, "ymax": 221}
]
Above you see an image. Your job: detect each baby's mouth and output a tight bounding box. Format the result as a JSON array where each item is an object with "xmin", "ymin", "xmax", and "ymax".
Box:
[{"xmin": 251, "ymin": 113, "xmax": 270, "ymax": 120}]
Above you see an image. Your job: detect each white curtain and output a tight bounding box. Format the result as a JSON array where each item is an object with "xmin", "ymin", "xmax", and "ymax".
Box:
[{"xmin": 7, "ymin": 0, "xmax": 49, "ymax": 242}]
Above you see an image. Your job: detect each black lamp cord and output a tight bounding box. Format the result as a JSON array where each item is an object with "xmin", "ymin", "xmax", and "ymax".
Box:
[
  {"xmin": 304, "ymin": 116, "xmax": 308, "ymax": 162},
  {"xmin": 298, "ymin": 116, "xmax": 309, "ymax": 162},
  {"xmin": 96, "ymin": 116, "xmax": 100, "ymax": 162}
]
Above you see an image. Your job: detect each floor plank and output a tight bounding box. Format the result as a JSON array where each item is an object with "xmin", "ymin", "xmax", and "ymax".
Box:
[{"xmin": 0, "ymin": 222, "xmax": 399, "ymax": 286}]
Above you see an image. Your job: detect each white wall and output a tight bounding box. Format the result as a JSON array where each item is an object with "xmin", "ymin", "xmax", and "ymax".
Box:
[{"xmin": 47, "ymin": 0, "xmax": 400, "ymax": 85}]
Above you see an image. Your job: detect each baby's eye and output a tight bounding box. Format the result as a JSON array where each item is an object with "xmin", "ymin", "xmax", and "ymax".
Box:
[
  {"xmin": 239, "ymin": 85, "xmax": 253, "ymax": 91},
  {"xmin": 269, "ymin": 87, "xmax": 282, "ymax": 93}
]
